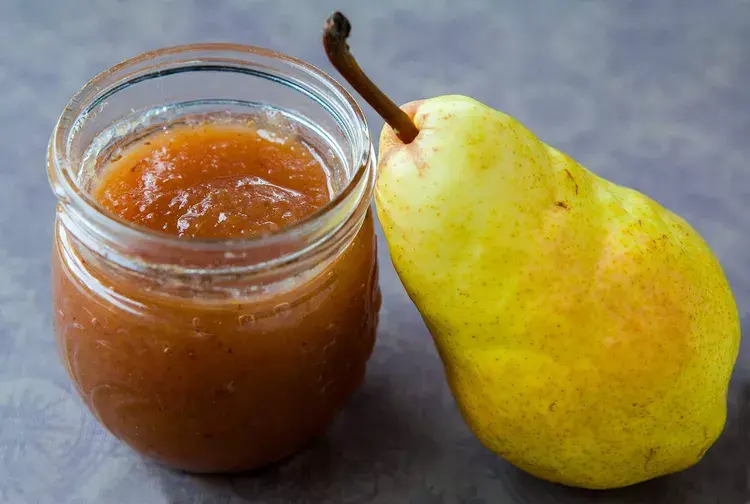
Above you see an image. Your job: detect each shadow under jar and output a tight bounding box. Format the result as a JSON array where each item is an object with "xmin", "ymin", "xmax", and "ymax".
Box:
[{"xmin": 47, "ymin": 44, "xmax": 380, "ymax": 473}]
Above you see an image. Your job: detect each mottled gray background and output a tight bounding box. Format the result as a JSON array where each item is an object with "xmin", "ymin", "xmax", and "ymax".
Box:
[{"xmin": 1, "ymin": 0, "xmax": 749, "ymax": 503}]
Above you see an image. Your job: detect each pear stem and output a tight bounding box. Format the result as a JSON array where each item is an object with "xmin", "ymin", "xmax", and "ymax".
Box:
[{"xmin": 323, "ymin": 12, "xmax": 419, "ymax": 144}]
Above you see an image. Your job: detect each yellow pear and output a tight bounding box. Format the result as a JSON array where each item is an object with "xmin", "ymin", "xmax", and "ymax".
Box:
[
  {"xmin": 320, "ymin": 14, "xmax": 740, "ymax": 490},
  {"xmin": 375, "ymin": 95, "xmax": 740, "ymax": 489}
]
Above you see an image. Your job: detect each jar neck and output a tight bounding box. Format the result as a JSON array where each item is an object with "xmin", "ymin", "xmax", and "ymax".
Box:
[
  {"xmin": 48, "ymin": 44, "xmax": 374, "ymax": 288},
  {"xmin": 54, "ymin": 155, "xmax": 374, "ymax": 294}
]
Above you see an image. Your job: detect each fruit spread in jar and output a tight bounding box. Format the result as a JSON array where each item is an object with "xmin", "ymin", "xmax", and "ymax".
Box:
[{"xmin": 52, "ymin": 117, "xmax": 380, "ymax": 472}]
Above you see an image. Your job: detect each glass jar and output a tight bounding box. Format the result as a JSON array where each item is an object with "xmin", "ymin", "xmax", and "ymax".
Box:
[{"xmin": 47, "ymin": 44, "xmax": 380, "ymax": 473}]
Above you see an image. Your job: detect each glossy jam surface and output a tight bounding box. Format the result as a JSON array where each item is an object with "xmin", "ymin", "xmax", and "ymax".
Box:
[
  {"xmin": 52, "ymin": 119, "xmax": 379, "ymax": 473},
  {"xmin": 94, "ymin": 122, "xmax": 332, "ymax": 238}
]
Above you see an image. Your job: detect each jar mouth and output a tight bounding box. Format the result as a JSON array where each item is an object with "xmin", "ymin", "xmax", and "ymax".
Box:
[{"xmin": 48, "ymin": 43, "xmax": 372, "ymax": 255}]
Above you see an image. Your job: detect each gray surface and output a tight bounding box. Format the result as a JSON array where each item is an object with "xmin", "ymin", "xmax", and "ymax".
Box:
[{"xmin": 1, "ymin": 0, "xmax": 749, "ymax": 502}]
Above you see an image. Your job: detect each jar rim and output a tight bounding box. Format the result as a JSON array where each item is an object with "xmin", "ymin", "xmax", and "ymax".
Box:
[{"xmin": 48, "ymin": 42, "xmax": 373, "ymax": 255}]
